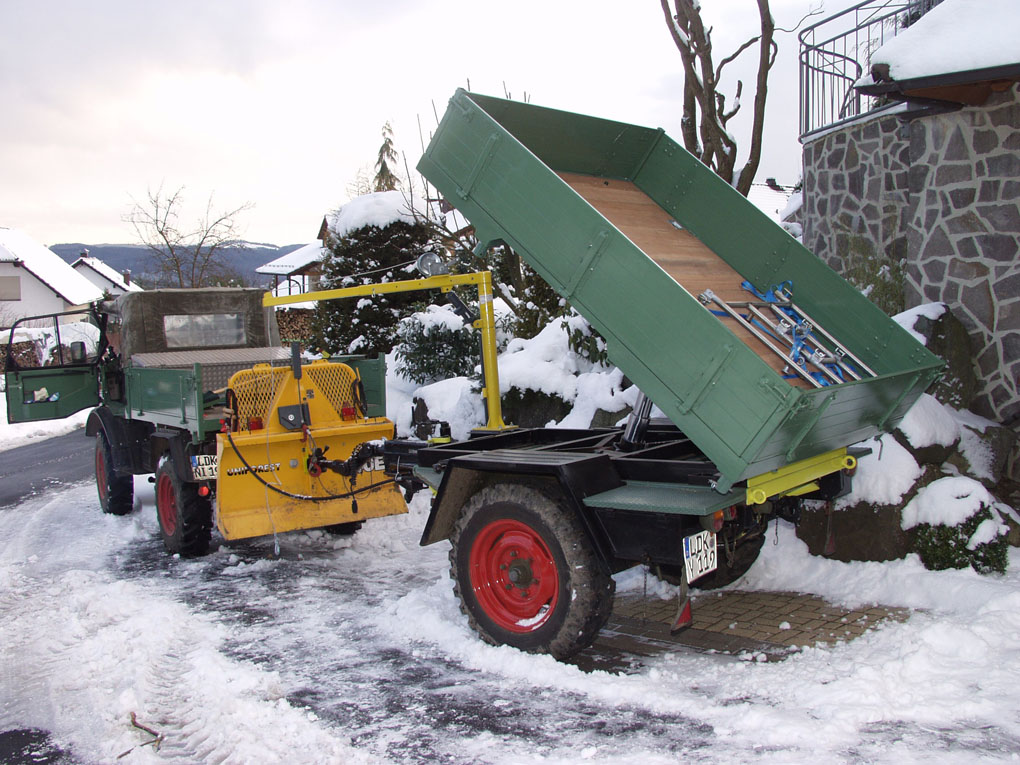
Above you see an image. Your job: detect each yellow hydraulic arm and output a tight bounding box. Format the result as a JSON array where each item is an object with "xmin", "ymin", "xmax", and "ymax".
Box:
[{"xmin": 263, "ymin": 271, "xmax": 510, "ymax": 432}]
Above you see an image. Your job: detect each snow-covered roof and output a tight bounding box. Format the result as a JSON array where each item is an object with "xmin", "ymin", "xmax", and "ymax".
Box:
[
  {"xmin": 0, "ymin": 227, "xmax": 105, "ymax": 306},
  {"xmin": 868, "ymin": 0, "xmax": 1019, "ymax": 82},
  {"xmin": 71, "ymin": 255, "xmax": 142, "ymax": 292},
  {"xmin": 256, "ymin": 242, "xmax": 327, "ymax": 275},
  {"xmin": 747, "ymin": 182, "xmax": 794, "ymax": 223},
  {"xmin": 328, "ymin": 191, "xmax": 418, "ymax": 239}
]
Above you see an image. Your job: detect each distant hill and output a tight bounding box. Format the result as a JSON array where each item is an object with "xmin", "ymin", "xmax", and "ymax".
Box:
[{"xmin": 49, "ymin": 242, "xmax": 306, "ymax": 288}]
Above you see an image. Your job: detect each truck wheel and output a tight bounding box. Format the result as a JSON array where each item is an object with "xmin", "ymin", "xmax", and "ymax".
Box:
[
  {"xmin": 95, "ymin": 434, "xmax": 133, "ymax": 516},
  {"xmin": 155, "ymin": 459, "xmax": 212, "ymax": 557},
  {"xmin": 450, "ymin": 483, "xmax": 614, "ymax": 660}
]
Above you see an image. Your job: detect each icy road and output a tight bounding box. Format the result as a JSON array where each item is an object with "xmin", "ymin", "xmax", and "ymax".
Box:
[{"xmin": 2, "ymin": 473, "xmax": 1020, "ymax": 763}]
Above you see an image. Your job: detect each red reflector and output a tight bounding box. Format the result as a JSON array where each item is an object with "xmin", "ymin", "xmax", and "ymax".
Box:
[
  {"xmin": 198, "ymin": 485, "xmax": 210, "ymax": 497},
  {"xmin": 248, "ymin": 417, "xmax": 264, "ymax": 430},
  {"xmin": 341, "ymin": 406, "xmax": 357, "ymax": 419}
]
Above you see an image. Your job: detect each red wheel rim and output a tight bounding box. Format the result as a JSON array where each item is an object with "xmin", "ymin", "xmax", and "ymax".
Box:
[
  {"xmin": 157, "ymin": 473, "xmax": 178, "ymax": 536},
  {"xmin": 468, "ymin": 518, "xmax": 559, "ymax": 633},
  {"xmin": 95, "ymin": 444, "xmax": 108, "ymax": 505}
]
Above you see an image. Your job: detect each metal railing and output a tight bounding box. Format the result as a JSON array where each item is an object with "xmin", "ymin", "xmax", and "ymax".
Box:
[{"xmin": 799, "ymin": 0, "xmax": 944, "ymax": 138}]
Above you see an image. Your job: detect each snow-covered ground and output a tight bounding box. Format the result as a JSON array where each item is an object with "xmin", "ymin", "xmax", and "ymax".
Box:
[{"xmin": 2, "ymin": 471, "xmax": 1020, "ymax": 762}]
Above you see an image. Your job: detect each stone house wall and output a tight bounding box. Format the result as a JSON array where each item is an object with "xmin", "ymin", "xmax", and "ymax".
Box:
[{"xmin": 802, "ymin": 85, "xmax": 1020, "ymax": 422}]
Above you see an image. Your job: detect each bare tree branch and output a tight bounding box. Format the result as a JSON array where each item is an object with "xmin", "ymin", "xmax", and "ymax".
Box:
[{"xmin": 125, "ymin": 185, "xmax": 252, "ymax": 287}]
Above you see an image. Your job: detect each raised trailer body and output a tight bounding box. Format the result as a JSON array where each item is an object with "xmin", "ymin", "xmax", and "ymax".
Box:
[{"xmin": 418, "ymin": 90, "xmax": 942, "ymax": 493}]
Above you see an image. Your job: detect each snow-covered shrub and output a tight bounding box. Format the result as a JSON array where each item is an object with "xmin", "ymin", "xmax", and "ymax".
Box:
[
  {"xmin": 901, "ymin": 476, "xmax": 1009, "ymax": 575},
  {"xmin": 393, "ymin": 305, "xmax": 478, "ymax": 385},
  {"xmin": 560, "ymin": 311, "xmax": 608, "ymax": 366}
]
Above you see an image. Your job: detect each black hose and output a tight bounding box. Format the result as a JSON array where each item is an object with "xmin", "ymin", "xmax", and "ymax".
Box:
[{"xmin": 225, "ymin": 430, "xmax": 395, "ymax": 503}]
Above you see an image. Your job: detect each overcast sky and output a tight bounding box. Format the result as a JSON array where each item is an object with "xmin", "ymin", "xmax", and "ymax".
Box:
[{"xmin": 1, "ymin": 0, "xmax": 836, "ymax": 247}]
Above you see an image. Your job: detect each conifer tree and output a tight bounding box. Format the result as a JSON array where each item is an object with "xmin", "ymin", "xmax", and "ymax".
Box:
[{"xmin": 373, "ymin": 122, "xmax": 400, "ymax": 192}]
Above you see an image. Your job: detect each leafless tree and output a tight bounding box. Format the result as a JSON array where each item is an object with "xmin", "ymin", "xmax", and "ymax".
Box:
[
  {"xmin": 659, "ymin": 0, "xmax": 818, "ymax": 196},
  {"xmin": 126, "ymin": 185, "xmax": 253, "ymax": 288}
]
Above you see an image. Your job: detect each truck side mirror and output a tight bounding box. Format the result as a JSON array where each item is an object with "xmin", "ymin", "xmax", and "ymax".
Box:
[{"xmin": 69, "ymin": 341, "xmax": 87, "ymax": 363}]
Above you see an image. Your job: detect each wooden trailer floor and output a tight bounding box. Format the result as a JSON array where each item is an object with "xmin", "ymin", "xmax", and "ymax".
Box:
[{"xmin": 561, "ymin": 172, "xmax": 810, "ymax": 389}]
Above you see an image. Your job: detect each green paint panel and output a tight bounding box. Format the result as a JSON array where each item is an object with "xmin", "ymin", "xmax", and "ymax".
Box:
[
  {"xmin": 583, "ymin": 482, "xmax": 744, "ymax": 516},
  {"xmin": 418, "ymin": 91, "xmax": 943, "ymax": 491},
  {"xmin": 123, "ymin": 366, "xmax": 210, "ymax": 442},
  {"xmin": 4, "ymin": 367, "xmax": 100, "ymax": 423}
]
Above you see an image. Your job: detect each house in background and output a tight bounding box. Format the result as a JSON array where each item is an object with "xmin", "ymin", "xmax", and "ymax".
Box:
[
  {"xmin": 799, "ymin": 0, "xmax": 1019, "ymax": 423},
  {"xmin": 0, "ymin": 227, "xmax": 104, "ymax": 325},
  {"xmin": 71, "ymin": 250, "xmax": 142, "ymax": 297}
]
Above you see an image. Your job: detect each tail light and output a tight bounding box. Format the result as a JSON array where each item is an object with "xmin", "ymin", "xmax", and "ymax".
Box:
[{"xmin": 247, "ymin": 417, "xmax": 264, "ymax": 431}]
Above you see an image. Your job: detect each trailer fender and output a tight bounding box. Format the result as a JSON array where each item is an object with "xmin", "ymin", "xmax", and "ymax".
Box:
[
  {"xmin": 149, "ymin": 429, "xmax": 197, "ymax": 484},
  {"xmin": 420, "ymin": 464, "xmax": 617, "ymax": 574},
  {"xmin": 86, "ymin": 407, "xmax": 151, "ymax": 477}
]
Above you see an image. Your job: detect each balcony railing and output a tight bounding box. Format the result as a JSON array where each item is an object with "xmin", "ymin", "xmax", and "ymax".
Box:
[{"xmin": 799, "ymin": 0, "xmax": 944, "ymax": 138}]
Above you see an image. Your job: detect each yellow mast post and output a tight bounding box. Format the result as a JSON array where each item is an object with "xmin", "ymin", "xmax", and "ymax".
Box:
[{"xmin": 264, "ymin": 271, "xmax": 511, "ymax": 433}]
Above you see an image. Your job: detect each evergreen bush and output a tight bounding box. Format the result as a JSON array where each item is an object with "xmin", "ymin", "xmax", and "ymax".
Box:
[
  {"xmin": 913, "ymin": 506, "xmax": 1009, "ymax": 575},
  {"xmin": 393, "ymin": 310, "xmax": 479, "ymax": 385},
  {"xmin": 311, "ymin": 217, "xmax": 436, "ymax": 356}
]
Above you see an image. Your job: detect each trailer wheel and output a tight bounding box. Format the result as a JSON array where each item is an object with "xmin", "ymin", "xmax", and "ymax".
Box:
[
  {"xmin": 450, "ymin": 483, "xmax": 614, "ymax": 660},
  {"xmin": 95, "ymin": 434, "xmax": 133, "ymax": 516},
  {"xmin": 155, "ymin": 458, "xmax": 212, "ymax": 557}
]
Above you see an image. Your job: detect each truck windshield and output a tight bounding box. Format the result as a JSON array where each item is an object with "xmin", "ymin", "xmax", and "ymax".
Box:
[{"xmin": 163, "ymin": 313, "xmax": 245, "ymax": 349}]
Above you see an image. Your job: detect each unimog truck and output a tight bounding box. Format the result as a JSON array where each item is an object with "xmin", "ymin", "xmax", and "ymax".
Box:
[
  {"xmin": 4, "ymin": 288, "xmax": 405, "ymax": 556},
  {"xmin": 6, "ymin": 91, "xmax": 943, "ymax": 661}
]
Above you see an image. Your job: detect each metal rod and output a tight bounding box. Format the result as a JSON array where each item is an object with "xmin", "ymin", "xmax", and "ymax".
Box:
[
  {"xmin": 699, "ymin": 290, "xmax": 822, "ymax": 388},
  {"xmin": 745, "ymin": 303, "xmax": 845, "ymax": 385},
  {"xmin": 764, "ymin": 304, "xmax": 864, "ymax": 382},
  {"xmin": 775, "ymin": 294, "xmax": 877, "ymax": 377}
]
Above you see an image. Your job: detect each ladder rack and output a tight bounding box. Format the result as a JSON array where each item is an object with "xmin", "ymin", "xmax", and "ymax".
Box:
[{"xmin": 698, "ymin": 287, "xmax": 876, "ymax": 389}]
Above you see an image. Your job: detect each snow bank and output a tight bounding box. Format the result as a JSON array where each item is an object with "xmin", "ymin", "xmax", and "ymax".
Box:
[
  {"xmin": 329, "ymin": 191, "xmax": 417, "ymax": 238},
  {"xmin": 892, "ymin": 302, "xmax": 945, "ymax": 344},
  {"xmin": 897, "ymin": 392, "xmax": 960, "ymax": 449},
  {"xmin": 900, "ymin": 475, "xmax": 1005, "ymax": 530},
  {"xmin": 835, "ymin": 434, "xmax": 921, "ymax": 509}
]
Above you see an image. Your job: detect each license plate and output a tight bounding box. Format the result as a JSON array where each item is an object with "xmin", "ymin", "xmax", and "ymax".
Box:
[
  {"xmin": 683, "ymin": 529, "xmax": 717, "ymax": 583},
  {"xmin": 191, "ymin": 454, "xmax": 218, "ymax": 480}
]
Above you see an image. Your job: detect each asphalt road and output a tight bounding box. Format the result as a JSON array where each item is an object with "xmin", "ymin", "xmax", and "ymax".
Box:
[{"xmin": 0, "ymin": 429, "xmax": 94, "ymax": 508}]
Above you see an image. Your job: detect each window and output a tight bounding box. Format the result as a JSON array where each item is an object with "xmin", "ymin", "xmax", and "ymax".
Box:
[
  {"xmin": 163, "ymin": 313, "xmax": 245, "ymax": 349},
  {"xmin": 0, "ymin": 275, "xmax": 21, "ymax": 301}
]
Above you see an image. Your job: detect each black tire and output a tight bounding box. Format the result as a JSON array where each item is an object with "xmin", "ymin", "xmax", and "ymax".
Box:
[
  {"xmin": 323, "ymin": 521, "xmax": 363, "ymax": 536},
  {"xmin": 95, "ymin": 433, "xmax": 134, "ymax": 516},
  {"xmin": 155, "ymin": 457, "xmax": 213, "ymax": 557},
  {"xmin": 450, "ymin": 483, "xmax": 614, "ymax": 660},
  {"xmin": 656, "ymin": 530, "xmax": 766, "ymax": 590}
]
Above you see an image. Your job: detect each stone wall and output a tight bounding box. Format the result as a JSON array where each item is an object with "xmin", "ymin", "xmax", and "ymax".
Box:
[{"xmin": 803, "ymin": 85, "xmax": 1020, "ymax": 422}]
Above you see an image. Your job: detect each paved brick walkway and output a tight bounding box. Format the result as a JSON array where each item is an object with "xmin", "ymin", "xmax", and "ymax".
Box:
[{"xmin": 576, "ymin": 588, "xmax": 910, "ymax": 670}]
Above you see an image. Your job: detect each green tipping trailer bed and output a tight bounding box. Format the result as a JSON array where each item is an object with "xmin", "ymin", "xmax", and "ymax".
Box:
[{"xmin": 418, "ymin": 90, "xmax": 943, "ymax": 493}]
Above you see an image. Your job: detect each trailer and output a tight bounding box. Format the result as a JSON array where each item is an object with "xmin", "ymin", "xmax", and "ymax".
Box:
[{"xmin": 406, "ymin": 91, "xmax": 943, "ymax": 658}]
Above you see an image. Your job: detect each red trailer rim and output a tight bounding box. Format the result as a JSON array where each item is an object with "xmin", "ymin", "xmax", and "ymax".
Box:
[
  {"xmin": 468, "ymin": 518, "xmax": 559, "ymax": 633},
  {"xmin": 157, "ymin": 474, "xmax": 178, "ymax": 536},
  {"xmin": 95, "ymin": 445, "xmax": 108, "ymax": 505}
]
